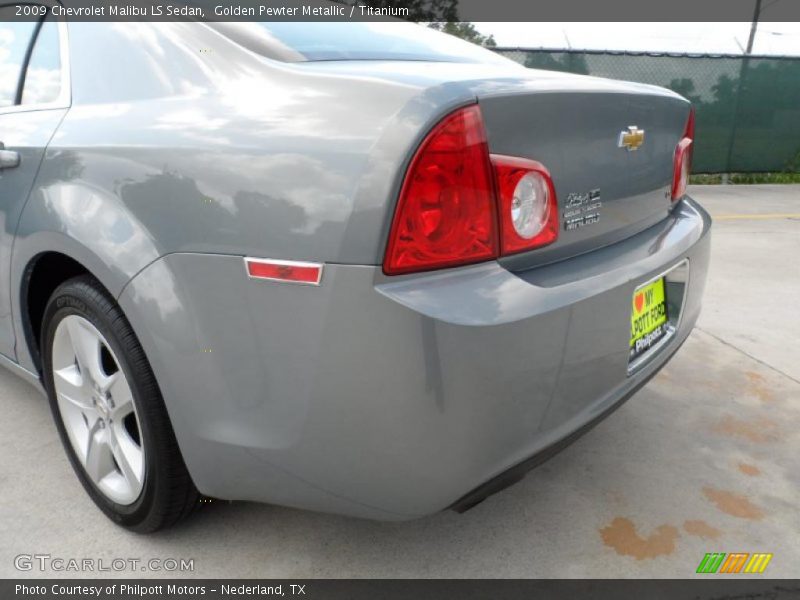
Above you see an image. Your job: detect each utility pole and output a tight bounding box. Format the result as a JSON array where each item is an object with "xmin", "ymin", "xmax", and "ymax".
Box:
[
  {"xmin": 746, "ymin": 0, "xmax": 762, "ymax": 54},
  {"xmin": 724, "ymin": 0, "xmax": 762, "ymax": 179},
  {"xmin": 562, "ymin": 29, "xmax": 572, "ymax": 50}
]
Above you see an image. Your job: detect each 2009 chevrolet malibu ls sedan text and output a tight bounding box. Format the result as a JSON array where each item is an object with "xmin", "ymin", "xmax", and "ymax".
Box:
[{"xmin": 0, "ymin": 13, "xmax": 710, "ymax": 531}]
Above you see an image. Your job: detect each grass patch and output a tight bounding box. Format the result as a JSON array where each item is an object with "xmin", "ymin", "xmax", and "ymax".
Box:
[{"xmin": 690, "ymin": 172, "xmax": 800, "ymax": 184}]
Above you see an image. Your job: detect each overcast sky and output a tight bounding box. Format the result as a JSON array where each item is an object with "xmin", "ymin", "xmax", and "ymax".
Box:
[{"xmin": 475, "ymin": 22, "xmax": 800, "ymax": 55}]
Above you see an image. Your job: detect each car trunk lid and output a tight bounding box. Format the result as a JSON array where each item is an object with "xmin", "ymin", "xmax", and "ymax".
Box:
[{"xmin": 478, "ymin": 84, "xmax": 691, "ymax": 271}]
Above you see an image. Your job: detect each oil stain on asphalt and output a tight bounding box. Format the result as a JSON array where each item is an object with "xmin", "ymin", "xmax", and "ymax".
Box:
[
  {"xmin": 599, "ymin": 517, "xmax": 679, "ymax": 560},
  {"xmin": 683, "ymin": 519, "xmax": 722, "ymax": 540},
  {"xmin": 702, "ymin": 487, "xmax": 765, "ymax": 520},
  {"xmin": 744, "ymin": 371, "xmax": 775, "ymax": 403},
  {"xmin": 737, "ymin": 462, "xmax": 761, "ymax": 476},
  {"xmin": 712, "ymin": 415, "xmax": 779, "ymax": 443}
]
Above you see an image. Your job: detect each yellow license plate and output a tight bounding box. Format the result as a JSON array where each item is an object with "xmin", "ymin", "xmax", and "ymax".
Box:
[{"xmin": 630, "ymin": 278, "xmax": 668, "ymax": 361}]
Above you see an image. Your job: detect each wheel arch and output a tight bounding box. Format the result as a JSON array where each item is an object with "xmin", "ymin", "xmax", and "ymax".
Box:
[
  {"xmin": 20, "ymin": 251, "xmax": 91, "ymax": 375},
  {"xmin": 12, "ymin": 174, "xmax": 164, "ymax": 375},
  {"xmin": 12, "ymin": 233, "xmax": 145, "ymax": 376}
]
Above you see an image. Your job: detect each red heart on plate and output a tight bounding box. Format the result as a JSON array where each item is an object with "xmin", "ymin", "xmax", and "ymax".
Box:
[{"xmin": 634, "ymin": 292, "xmax": 644, "ymax": 313}]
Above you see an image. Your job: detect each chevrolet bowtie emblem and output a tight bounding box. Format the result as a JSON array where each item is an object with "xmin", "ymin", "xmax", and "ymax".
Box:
[{"xmin": 618, "ymin": 126, "xmax": 645, "ymax": 151}]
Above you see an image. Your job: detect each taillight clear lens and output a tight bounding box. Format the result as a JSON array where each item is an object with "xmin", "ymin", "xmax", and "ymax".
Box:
[
  {"xmin": 492, "ymin": 155, "xmax": 559, "ymax": 255},
  {"xmin": 383, "ymin": 104, "xmax": 498, "ymax": 275},
  {"xmin": 511, "ymin": 173, "xmax": 548, "ymax": 238},
  {"xmin": 672, "ymin": 107, "xmax": 695, "ymax": 202}
]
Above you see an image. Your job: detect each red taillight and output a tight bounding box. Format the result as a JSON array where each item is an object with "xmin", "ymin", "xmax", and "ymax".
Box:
[
  {"xmin": 245, "ymin": 258, "xmax": 323, "ymax": 285},
  {"xmin": 671, "ymin": 107, "xmax": 695, "ymax": 201},
  {"xmin": 383, "ymin": 104, "xmax": 498, "ymax": 275},
  {"xmin": 383, "ymin": 104, "xmax": 560, "ymax": 275},
  {"xmin": 492, "ymin": 155, "xmax": 559, "ymax": 255},
  {"xmin": 684, "ymin": 105, "xmax": 696, "ymax": 140}
]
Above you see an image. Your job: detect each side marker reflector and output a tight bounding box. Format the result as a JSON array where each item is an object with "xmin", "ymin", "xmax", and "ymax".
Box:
[{"xmin": 244, "ymin": 258, "xmax": 323, "ymax": 286}]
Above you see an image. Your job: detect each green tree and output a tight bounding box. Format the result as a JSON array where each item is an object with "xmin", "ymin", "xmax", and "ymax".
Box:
[
  {"xmin": 428, "ymin": 22, "xmax": 496, "ymax": 47},
  {"xmin": 524, "ymin": 52, "xmax": 588, "ymax": 74},
  {"xmin": 668, "ymin": 78, "xmax": 702, "ymax": 106}
]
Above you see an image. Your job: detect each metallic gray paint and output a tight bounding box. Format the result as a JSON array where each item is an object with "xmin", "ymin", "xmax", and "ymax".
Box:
[
  {"xmin": 118, "ymin": 199, "xmax": 710, "ymax": 518},
  {"xmin": 0, "ymin": 109, "xmax": 67, "ymax": 358},
  {"xmin": 0, "ymin": 21, "xmax": 711, "ymax": 519}
]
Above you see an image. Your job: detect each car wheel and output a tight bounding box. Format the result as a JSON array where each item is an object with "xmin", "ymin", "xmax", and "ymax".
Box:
[{"xmin": 41, "ymin": 275, "xmax": 199, "ymax": 532}]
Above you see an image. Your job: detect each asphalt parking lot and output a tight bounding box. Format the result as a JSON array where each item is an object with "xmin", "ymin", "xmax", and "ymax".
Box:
[{"xmin": 1, "ymin": 184, "xmax": 798, "ymax": 579}]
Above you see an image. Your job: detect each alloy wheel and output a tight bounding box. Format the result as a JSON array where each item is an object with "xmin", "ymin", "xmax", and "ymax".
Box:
[{"xmin": 51, "ymin": 315, "xmax": 145, "ymax": 505}]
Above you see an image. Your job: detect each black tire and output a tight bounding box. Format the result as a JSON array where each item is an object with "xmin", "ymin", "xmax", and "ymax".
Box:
[{"xmin": 41, "ymin": 275, "xmax": 199, "ymax": 532}]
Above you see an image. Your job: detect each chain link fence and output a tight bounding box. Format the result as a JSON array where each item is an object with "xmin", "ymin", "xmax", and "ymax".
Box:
[{"xmin": 494, "ymin": 48, "xmax": 800, "ymax": 173}]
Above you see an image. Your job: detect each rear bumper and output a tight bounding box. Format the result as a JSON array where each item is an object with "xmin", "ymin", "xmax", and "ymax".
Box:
[
  {"xmin": 119, "ymin": 198, "xmax": 711, "ymax": 520},
  {"xmin": 450, "ymin": 333, "xmax": 687, "ymax": 513}
]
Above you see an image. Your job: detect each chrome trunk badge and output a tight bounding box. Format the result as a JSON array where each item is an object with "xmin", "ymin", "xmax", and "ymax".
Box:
[{"xmin": 564, "ymin": 189, "xmax": 602, "ymax": 231}]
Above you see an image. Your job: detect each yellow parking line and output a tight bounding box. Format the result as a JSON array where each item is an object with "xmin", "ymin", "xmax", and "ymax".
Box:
[{"xmin": 713, "ymin": 213, "xmax": 800, "ymax": 221}]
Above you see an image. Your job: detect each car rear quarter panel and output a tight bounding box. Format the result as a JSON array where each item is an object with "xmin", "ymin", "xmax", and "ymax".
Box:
[
  {"xmin": 11, "ymin": 22, "xmax": 479, "ymax": 374},
  {"xmin": 31, "ymin": 22, "xmax": 480, "ymax": 260}
]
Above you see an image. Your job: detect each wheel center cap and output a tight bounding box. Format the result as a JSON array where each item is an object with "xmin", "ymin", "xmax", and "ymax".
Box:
[{"xmin": 94, "ymin": 392, "xmax": 110, "ymax": 420}]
